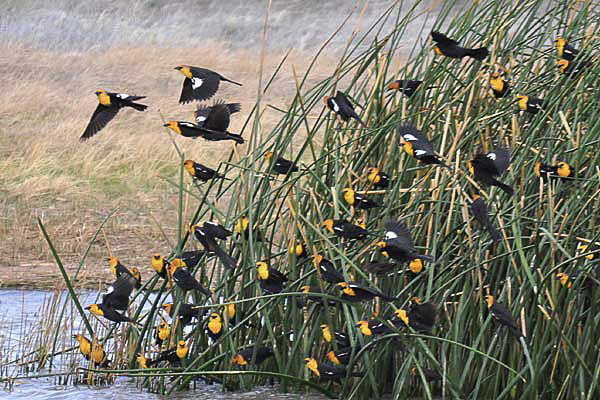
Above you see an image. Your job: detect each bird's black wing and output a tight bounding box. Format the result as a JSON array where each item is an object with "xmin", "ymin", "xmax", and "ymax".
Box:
[
  {"xmin": 488, "ymin": 147, "xmax": 511, "ymax": 174},
  {"xmin": 179, "ymin": 78, "xmax": 196, "ymax": 104},
  {"xmin": 188, "ymin": 67, "xmax": 221, "ymax": 101},
  {"xmin": 203, "ymin": 104, "xmax": 231, "ymax": 132},
  {"xmin": 398, "ymin": 124, "xmax": 434, "ymax": 154},
  {"xmin": 384, "ymin": 219, "xmax": 415, "ymax": 251},
  {"xmin": 333, "ymin": 91, "xmax": 356, "ymax": 112},
  {"xmin": 80, "ymin": 104, "xmax": 120, "ymax": 141}
]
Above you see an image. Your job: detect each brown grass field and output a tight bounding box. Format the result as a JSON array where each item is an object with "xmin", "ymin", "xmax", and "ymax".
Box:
[{"xmin": 0, "ymin": 43, "xmax": 338, "ymax": 287}]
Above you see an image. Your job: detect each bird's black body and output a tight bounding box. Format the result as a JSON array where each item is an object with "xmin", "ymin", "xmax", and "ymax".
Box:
[
  {"xmin": 176, "ymin": 66, "xmax": 242, "ymax": 104},
  {"xmin": 388, "ymin": 80, "xmax": 428, "ymax": 98},
  {"xmin": 184, "ymin": 160, "xmax": 228, "ymax": 182},
  {"xmin": 233, "ymin": 346, "xmax": 275, "ymax": 366},
  {"xmin": 338, "ymin": 282, "xmax": 397, "ymax": 302},
  {"xmin": 325, "ymin": 91, "xmax": 366, "ymax": 127},
  {"xmin": 399, "ymin": 125, "xmax": 449, "ymax": 168},
  {"xmin": 315, "ymin": 257, "xmax": 345, "ymax": 283},
  {"xmin": 191, "ymin": 225, "xmax": 236, "ymax": 270},
  {"xmin": 364, "ymin": 261, "xmax": 399, "ymax": 275},
  {"xmin": 326, "ymin": 220, "xmax": 369, "ymax": 240},
  {"xmin": 269, "ymin": 155, "xmax": 299, "ymax": 175},
  {"xmin": 172, "ymin": 267, "xmax": 211, "ymax": 296},
  {"xmin": 470, "ymin": 197, "xmax": 502, "ymax": 242},
  {"xmin": 195, "ymin": 102, "xmax": 241, "ymax": 127},
  {"xmin": 81, "ymin": 91, "xmax": 147, "ymax": 141},
  {"xmin": 101, "ymin": 273, "xmax": 137, "ymax": 311},
  {"xmin": 469, "ymin": 147, "xmax": 513, "ymax": 195},
  {"xmin": 431, "ymin": 31, "xmax": 488, "ymax": 60},
  {"xmin": 487, "ymin": 298, "xmax": 522, "ymax": 338}
]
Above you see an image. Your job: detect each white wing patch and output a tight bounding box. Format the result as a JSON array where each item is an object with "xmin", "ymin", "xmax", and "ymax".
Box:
[
  {"xmin": 403, "ymin": 134, "xmax": 418, "ymax": 142},
  {"xmin": 180, "ymin": 122, "xmax": 196, "ymax": 127},
  {"xmin": 487, "ymin": 153, "xmax": 497, "ymax": 160},
  {"xmin": 385, "ymin": 231, "xmax": 398, "ymax": 240},
  {"xmin": 330, "ymin": 99, "xmax": 340, "ymax": 112},
  {"xmin": 191, "ymin": 77, "xmax": 204, "ymax": 90},
  {"xmin": 414, "ymin": 149, "xmax": 427, "ymax": 156},
  {"xmin": 196, "ymin": 116, "xmax": 207, "ymax": 123},
  {"xmin": 116, "ymin": 93, "xmax": 129, "ymax": 99}
]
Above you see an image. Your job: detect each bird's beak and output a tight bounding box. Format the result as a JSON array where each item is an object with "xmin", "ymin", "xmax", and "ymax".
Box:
[
  {"xmin": 163, "ymin": 123, "xmax": 169, "ymax": 127},
  {"xmin": 174, "ymin": 66, "xmax": 182, "ymax": 70},
  {"xmin": 84, "ymin": 305, "xmax": 91, "ymax": 310}
]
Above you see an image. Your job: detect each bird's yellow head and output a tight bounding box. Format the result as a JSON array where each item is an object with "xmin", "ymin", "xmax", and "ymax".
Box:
[
  {"xmin": 162, "ymin": 303, "xmax": 173, "ymax": 315},
  {"xmin": 342, "ymin": 188, "xmax": 355, "ymax": 205},
  {"xmin": 130, "ymin": 267, "xmax": 141, "ymax": 282},
  {"xmin": 367, "ymin": 167, "xmax": 381, "ymax": 184},
  {"xmin": 232, "ymin": 353, "xmax": 248, "ymax": 366},
  {"xmin": 209, "ymin": 312, "xmax": 222, "ymax": 326},
  {"xmin": 73, "ymin": 333, "xmax": 85, "ymax": 343},
  {"xmin": 517, "ymin": 95, "xmax": 528, "ymax": 111},
  {"xmin": 357, "ymin": 320, "xmax": 372, "ymax": 336},
  {"xmin": 300, "ymin": 285, "xmax": 311, "ymax": 294},
  {"xmin": 163, "ymin": 121, "xmax": 182, "ymax": 135},
  {"xmin": 395, "ymin": 309, "xmax": 409, "ymax": 325},
  {"xmin": 485, "ymin": 295, "xmax": 494, "ymax": 309},
  {"xmin": 337, "ymin": 282, "xmax": 355, "ymax": 296},
  {"xmin": 313, "ymin": 254, "xmax": 323, "ymax": 267},
  {"xmin": 388, "ymin": 81, "xmax": 401, "ymax": 90},
  {"xmin": 305, "ymin": 357, "xmax": 320, "ymax": 376},
  {"xmin": 326, "ymin": 350, "xmax": 341, "ymax": 365},
  {"xmin": 290, "ymin": 240, "xmax": 304, "ymax": 257},
  {"xmin": 556, "ymin": 272, "xmax": 572, "ymax": 288},
  {"xmin": 322, "ymin": 219, "xmax": 334, "ymax": 233},
  {"xmin": 169, "ymin": 259, "xmax": 184, "ymax": 276},
  {"xmin": 401, "ymin": 141, "xmax": 414, "ymax": 157},
  {"xmin": 356, "ymin": 217, "xmax": 366, "ymax": 229},
  {"xmin": 256, "ymin": 261, "xmax": 269, "ymax": 280},
  {"xmin": 158, "ymin": 320, "xmax": 169, "ymax": 330},
  {"xmin": 320, "ymin": 324, "xmax": 332, "ymax": 342},
  {"xmin": 85, "ymin": 304, "xmax": 103, "ymax": 316},
  {"xmin": 152, "ymin": 254, "xmax": 164, "ymax": 273},
  {"xmin": 109, "ymin": 256, "xmax": 119, "ymax": 274},
  {"xmin": 236, "ymin": 216, "xmax": 249, "ymax": 234},
  {"xmin": 136, "ymin": 353, "xmax": 148, "ymax": 368},
  {"xmin": 467, "ymin": 160, "xmax": 474, "ymax": 175},
  {"xmin": 410, "ymin": 296, "xmax": 422, "ymax": 305},
  {"xmin": 409, "ymin": 259, "xmax": 423, "ymax": 274},
  {"xmin": 265, "ymin": 151, "xmax": 273, "ymax": 162},
  {"xmin": 176, "ymin": 340, "xmax": 188, "ymax": 359},
  {"xmin": 555, "ymin": 37, "xmax": 566, "ymax": 58},
  {"xmin": 557, "ymin": 59, "xmax": 569, "ymax": 73},
  {"xmin": 557, "ymin": 162, "xmax": 571, "ymax": 177},
  {"xmin": 95, "ymin": 89, "xmax": 111, "ymax": 106},
  {"xmin": 183, "ymin": 160, "xmax": 195, "ymax": 176},
  {"xmin": 534, "ymin": 161, "xmax": 541, "ymax": 177},
  {"xmin": 433, "ymin": 45, "xmax": 443, "ymax": 56},
  {"xmin": 175, "ymin": 65, "xmax": 192, "ymax": 78},
  {"xmin": 375, "ymin": 241, "xmax": 387, "ymax": 249},
  {"xmin": 323, "ymin": 96, "xmax": 330, "ymax": 107},
  {"xmin": 489, "ymin": 73, "xmax": 505, "ymax": 92}
]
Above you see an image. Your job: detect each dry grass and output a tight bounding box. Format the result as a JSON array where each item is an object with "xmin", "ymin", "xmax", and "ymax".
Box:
[{"xmin": 0, "ymin": 42, "xmax": 339, "ymax": 287}]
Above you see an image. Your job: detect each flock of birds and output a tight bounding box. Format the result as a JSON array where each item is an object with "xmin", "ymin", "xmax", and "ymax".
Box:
[{"xmin": 71, "ymin": 30, "xmax": 597, "ymax": 387}]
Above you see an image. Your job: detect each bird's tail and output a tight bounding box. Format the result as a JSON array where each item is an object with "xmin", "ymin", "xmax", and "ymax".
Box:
[
  {"xmin": 510, "ymin": 325, "xmax": 523, "ymax": 339},
  {"xmin": 485, "ymin": 221, "xmax": 502, "ymax": 242},
  {"xmin": 417, "ymin": 254, "xmax": 435, "ymax": 263},
  {"xmin": 465, "ymin": 47, "xmax": 489, "ymax": 61},
  {"xmin": 221, "ymin": 76, "xmax": 243, "ymax": 86},
  {"xmin": 353, "ymin": 115, "xmax": 367, "ymax": 128},
  {"xmin": 434, "ymin": 158, "xmax": 453, "ymax": 170},
  {"xmin": 215, "ymin": 245, "xmax": 236, "ymax": 270},
  {"xmin": 493, "ymin": 179, "xmax": 514, "ymax": 196},
  {"xmin": 227, "ymin": 133, "xmax": 245, "ymax": 144},
  {"xmin": 195, "ymin": 284, "xmax": 212, "ymax": 297},
  {"xmin": 128, "ymin": 102, "xmax": 148, "ymax": 112}
]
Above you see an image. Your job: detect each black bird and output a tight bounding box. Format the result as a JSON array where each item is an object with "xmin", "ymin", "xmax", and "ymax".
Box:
[
  {"xmin": 265, "ymin": 151, "xmax": 298, "ymax": 175},
  {"xmin": 231, "ymin": 346, "xmax": 275, "ymax": 366},
  {"xmin": 468, "ymin": 146, "xmax": 513, "ymax": 195},
  {"xmin": 367, "ymin": 167, "xmax": 390, "ymax": 189},
  {"xmin": 399, "ymin": 124, "xmax": 450, "ymax": 168},
  {"xmin": 197, "ymin": 220, "xmax": 232, "ymax": 240},
  {"xmin": 470, "ymin": 195, "xmax": 502, "ymax": 242},
  {"xmin": 164, "ymin": 120, "xmax": 243, "ymax": 144},
  {"xmin": 85, "ymin": 303, "xmax": 139, "ymax": 325},
  {"xmin": 517, "ymin": 95, "xmax": 544, "ymax": 115},
  {"xmin": 555, "ymin": 37, "xmax": 580, "ymax": 61},
  {"xmin": 485, "ymin": 295, "xmax": 522, "ymax": 338},
  {"xmin": 326, "ymin": 346, "xmax": 360, "ymax": 366},
  {"xmin": 195, "ymin": 102, "xmax": 241, "ymax": 127},
  {"xmin": 180, "ymin": 250, "xmax": 208, "ymax": 269},
  {"xmin": 336, "ymin": 282, "xmax": 397, "ymax": 302},
  {"xmin": 342, "ymin": 188, "xmax": 380, "ymax": 209},
  {"xmin": 377, "ymin": 219, "xmax": 434, "ymax": 264},
  {"xmin": 364, "ymin": 261, "xmax": 399, "ymax": 275},
  {"xmin": 81, "ymin": 90, "xmax": 147, "ymax": 141},
  {"xmin": 148, "ymin": 341, "xmax": 188, "ymax": 367},
  {"xmin": 162, "ymin": 303, "xmax": 199, "ymax": 327},
  {"xmin": 305, "ymin": 358, "xmax": 364, "ymax": 381},
  {"xmin": 169, "ymin": 260, "xmax": 211, "ymax": 296},
  {"xmin": 320, "ymin": 324, "xmax": 351, "ymax": 347},
  {"xmin": 101, "ymin": 273, "xmax": 137, "ymax": 311},
  {"xmin": 175, "ymin": 66, "xmax": 241, "ymax": 103},
  {"xmin": 257, "ymin": 261, "xmax": 288, "ymax": 294},
  {"xmin": 535, "ymin": 161, "xmax": 574, "ymax": 181},
  {"xmin": 184, "ymin": 160, "xmax": 229, "ymax": 183},
  {"xmin": 190, "ymin": 224, "xmax": 236, "ymax": 270},
  {"xmin": 406, "ymin": 298, "xmax": 438, "ymax": 334},
  {"xmin": 324, "ymin": 91, "xmax": 366, "ymax": 127},
  {"xmin": 431, "ymin": 31, "xmax": 488, "ymax": 60},
  {"xmin": 322, "ymin": 219, "xmax": 369, "ymax": 240},
  {"xmin": 388, "ymin": 80, "xmax": 433, "ymax": 98},
  {"xmin": 314, "ymin": 255, "xmax": 345, "ymax": 284},
  {"xmin": 558, "ymin": 58, "xmax": 589, "ymax": 78}
]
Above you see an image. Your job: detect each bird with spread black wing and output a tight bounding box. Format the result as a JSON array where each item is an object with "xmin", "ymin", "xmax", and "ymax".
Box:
[
  {"xmin": 175, "ymin": 66, "xmax": 241, "ymax": 104},
  {"xmin": 399, "ymin": 124, "xmax": 450, "ymax": 168},
  {"xmin": 468, "ymin": 147, "xmax": 513, "ymax": 195},
  {"xmin": 431, "ymin": 31, "xmax": 488, "ymax": 60},
  {"xmin": 195, "ymin": 101, "xmax": 240, "ymax": 127},
  {"xmin": 377, "ymin": 219, "xmax": 434, "ymax": 264}
]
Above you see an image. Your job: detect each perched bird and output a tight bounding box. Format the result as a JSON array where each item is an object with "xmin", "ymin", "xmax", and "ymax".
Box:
[
  {"xmin": 342, "ymin": 188, "xmax": 380, "ymax": 209},
  {"xmin": 377, "ymin": 219, "xmax": 434, "ymax": 264},
  {"xmin": 289, "ymin": 240, "xmax": 308, "ymax": 259},
  {"xmin": 556, "ymin": 272, "xmax": 573, "ymax": 289},
  {"xmin": 197, "ymin": 221, "xmax": 232, "ymax": 240},
  {"xmin": 431, "ymin": 31, "xmax": 488, "ymax": 60},
  {"xmin": 367, "ymin": 167, "xmax": 390, "ymax": 189},
  {"xmin": 136, "ymin": 353, "xmax": 149, "ymax": 369},
  {"xmin": 207, "ymin": 312, "xmax": 223, "ymax": 341},
  {"xmin": 314, "ymin": 255, "xmax": 345, "ymax": 284},
  {"xmin": 305, "ymin": 358, "xmax": 364, "ymax": 381},
  {"xmin": 324, "ymin": 91, "xmax": 366, "ymax": 127},
  {"xmin": 190, "ymin": 224, "xmax": 236, "ymax": 270},
  {"xmin": 152, "ymin": 254, "xmax": 170, "ymax": 280},
  {"xmin": 231, "ymin": 346, "xmax": 274, "ymax": 366},
  {"xmin": 357, "ymin": 319, "xmax": 394, "ymax": 336},
  {"xmin": 265, "ymin": 151, "xmax": 299, "ymax": 175},
  {"xmin": 364, "ymin": 261, "xmax": 399, "ymax": 275},
  {"xmin": 169, "ymin": 261, "xmax": 211, "ymax": 296},
  {"xmin": 80, "ymin": 90, "xmax": 147, "ymax": 141},
  {"xmin": 256, "ymin": 261, "xmax": 287, "ymax": 294},
  {"xmin": 555, "ymin": 37, "xmax": 580, "ymax": 61},
  {"xmin": 517, "ymin": 95, "xmax": 544, "ymax": 115},
  {"xmin": 406, "ymin": 297, "xmax": 438, "ymax": 334},
  {"xmin": 468, "ymin": 147, "xmax": 513, "ymax": 195},
  {"xmin": 534, "ymin": 161, "xmax": 574, "ymax": 181},
  {"xmin": 109, "ymin": 257, "xmax": 131, "ymax": 280},
  {"xmin": 336, "ymin": 282, "xmax": 397, "ymax": 302},
  {"xmin": 399, "ymin": 125, "xmax": 450, "ymax": 168},
  {"xmin": 236, "ymin": 216, "xmax": 263, "ymax": 241},
  {"xmin": 73, "ymin": 334, "xmax": 110, "ymax": 367},
  {"xmin": 489, "ymin": 72, "xmax": 510, "ymax": 98},
  {"xmin": 412, "ymin": 367, "xmax": 442, "ymax": 382},
  {"xmin": 388, "ymin": 80, "xmax": 433, "ymax": 98},
  {"xmin": 162, "ymin": 303, "xmax": 198, "ymax": 326},
  {"xmin": 485, "ymin": 295, "xmax": 522, "ymax": 338},
  {"xmin": 181, "ymin": 250, "xmax": 208, "ymax": 269},
  {"xmin": 148, "ymin": 341, "xmax": 189, "ymax": 367},
  {"xmin": 326, "ymin": 346, "xmax": 360, "ymax": 366},
  {"xmin": 320, "ymin": 324, "xmax": 351, "ymax": 347},
  {"xmin": 470, "ymin": 195, "xmax": 502, "ymax": 242},
  {"xmin": 175, "ymin": 66, "xmax": 242, "ymax": 104},
  {"xmin": 184, "ymin": 160, "xmax": 229, "ymax": 183},
  {"xmin": 322, "ymin": 219, "xmax": 369, "ymax": 240},
  {"xmin": 101, "ymin": 273, "xmax": 137, "ymax": 311},
  {"xmin": 154, "ymin": 321, "xmax": 171, "ymax": 347},
  {"xmin": 195, "ymin": 102, "xmax": 241, "ymax": 127},
  {"xmin": 164, "ymin": 120, "xmax": 244, "ymax": 143},
  {"xmin": 85, "ymin": 303, "xmax": 139, "ymax": 325}
]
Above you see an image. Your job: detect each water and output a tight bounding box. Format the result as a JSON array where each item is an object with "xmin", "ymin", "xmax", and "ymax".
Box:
[{"xmin": 0, "ymin": 290, "xmax": 325, "ymax": 399}]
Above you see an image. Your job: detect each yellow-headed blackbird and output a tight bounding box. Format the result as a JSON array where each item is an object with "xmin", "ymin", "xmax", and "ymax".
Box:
[
  {"xmin": 175, "ymin": 65, "xmax": 242, "ymax": 104},
  {"xmin": 152, "ymin": 254, "xmax": 170, "ymax": 280},
  {"xmin": 305, "ymin": 357, "xmax": 364, "ymax": 381},
  {"xmin": 181, "ymin": 250, "xmax": 208, "ymax": 269},
  {"xmin": 326, "ymin": 346, "xmax": 359, "ymax": 365},
  {"xmin": 367, "ymin": 167, "xmax": 390, "ymax": 189},
  {"xmin": 190, "ymin": 224, "xmax": 236, "ymax": 270},
  {"xmin": 412, "ymin": 367, "xmax": 442, "ymax": 382},
  {"xmin": 80, "ymin": 90, "xmax": 147, "ymax": 141},
  {"xmin": 85, "ymin": 303, "xmax": 139, "ymax": 325},
  {"xmin": 558, "ymin": 58, "xmax": 589, "ymax": 78},
  {"xmin": 232, "ymin": 346, "xmax": 274, "ymax": 366},
  {"xmin": 364, "ymin": 261, "xmax": 399, "ymax": 275},
  {"xmin": 164, "ymin": 120, "xmax": 244, "ymax": 144},
  {"xmin": 357, "ymin": 319, "xmax": 394, "ymax": 336},
  {"xmin": 73, "ymin": 334, "xmax": 110, "ymax": 367},
  {"xmin": 342, "ymin": 188, "xmax": 380, "ymax": 209},
  {"xmin": 236, "ymin": 216, "xmax": 263, "ymax": 241},
  {"xmin": 556, "ymin": 272, "xmax": 573, "ymax": 288},
  {"xmin": 314, "ymin": 255, "xmax": 345, "ymax": 283},
  {"xmin": 265, "ymin": 152, "xmax": 298, "ymax": 175},
  {"xmin": 257, "ymin": 261, "xmax": 287, "ymax": 294},
  {"xmin": 388, "ymin": 80, "xmax": 433, "ymax": 98},
  {"xmin": 490, "ymin": 72, "xmax": 510, "ymax": 98},
  {"xmin": 336, "ymin": 282, "xmax": 397, "ymax": 302},
  {"xmin": 162, "ymin": 303, "xmax": 198, "ymax": 326},
  {"xmin": 289, "ymin": 240, "xmax": 307, "ymax": 258},
  {"xmin": 101, "ymin": 273, "xmax": 137, "ymax": 311},
  {"xmin": 535, "ymin": 161, "xmax": 574, "ymax": 181},
  {"xmin": 377, "ymin": 219, "xmax": 434, "ymax": 264},
  {"xmin": 431, "ymin": 31, "xmax": 488, "ymax": 60},
  {"xmin": 555, "ymin": 37, "xmax": 580, "ymax": 61},
  {"xmin": 355, "ymin": 217, "xmax": 367, "ymax": 230},
  {"xmin": 324, "ymin": 91, "xmax": 366, "ymax": 127},
  {"xmin": 148, "ymin": 340, "xmax": 189, "ymax": 367},
  {"xmin": 197, "ymin": 220, "xmax": 232, "ymax": 240},
  {"xmin": 320, "ymin": 324, "xmax": 351, "ymax": 347},
  {"xmin": 154, "ymin": 321, "xmax": 171, "ymax": 347},
  {"xmin": 109, "ymin": 256, "xmax": 130, "ymax": 279},
  {"xmin": 207, "ymin": 312, "xmax": 223, "ymax": 341},
  {"xmin": 184, "ymin": 160, "xmax": 229, "ymax": 183},
  {"xmin": 468, "ymin": 147, "xmax": 513, "ymax": 195},
  {"xmin": 470, "ymin": 195, "xmax": 502, "ymax": 242},
  {"xmin": 195, "ymin": 101, "xmax": 241, "ymax": 127},
  {"xmin": 169, "ymin": 262, "xmax": 211, "ymax": 296},
  {"xmin": 136, "ymin": 352, "xmax": 148, "ymax": 369},
  {"xmin": 399, "ymin": 125, "xmax": 450, "ymax": 168},
  {"xmin": 485, "ymin": 295, "xmax": 522, "ymax": 338},
  {"xmin": 577, "ymin": 243, "xmax": 599, "ymax": 261},
  {"xmin": 130, "ymin": 267, "xmax": 142, "ymax": 289},
  {"xmin": 517, "ymin": 95, "xmax": 544, "ymax": 114},
  {"xmin": 323, "ymin": 219, "xmax": 369, "ymax": 240},
  {"xmin": 406, "ymin": 298, "xmax": 438, "ymax": 334}
]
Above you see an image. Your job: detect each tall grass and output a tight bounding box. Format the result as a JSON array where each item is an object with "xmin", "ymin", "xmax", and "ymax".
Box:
[{"xmin": 12, "ymin": 0, "xmax": 600, "ymax": 399}]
